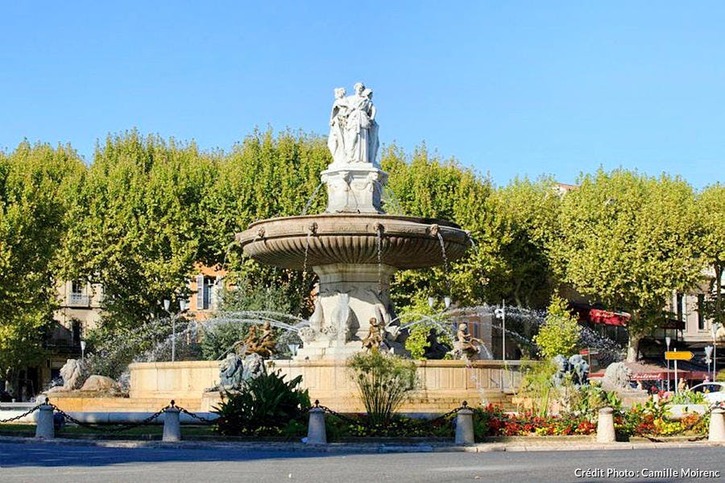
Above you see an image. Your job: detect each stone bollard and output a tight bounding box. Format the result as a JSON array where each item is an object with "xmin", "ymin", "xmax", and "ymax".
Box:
[
  {"xmin": 162, "ymin": 401, "xmax": 182, "ymax": 442},
  {"xmin": 596, "ymin": 407, "xmax": 616, "ymax": 443},
  {"xmin": 708, "ymin": 408, "xmax": 725, "ymax": 442},
  {"xmin": 306, "ymin": 405, "xmax": 327, "ymax": 444},
  {"xmin": 35, "ymin": 400, "xmax": 55, "ymax": 439},
  {"xmin": 455, "ymin": 401, "xmax": 475, "ymax": 445}
]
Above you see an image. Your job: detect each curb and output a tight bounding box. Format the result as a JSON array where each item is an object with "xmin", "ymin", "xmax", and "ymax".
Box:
[{"xmin": 2, "ymin": 435, "xmax": 723, "ymax": 453}]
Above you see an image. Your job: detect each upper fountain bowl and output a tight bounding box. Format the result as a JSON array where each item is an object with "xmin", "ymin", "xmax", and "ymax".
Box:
[{"xmin": 236, "ymin": 214, "xmax": 470, "ymax": 270}]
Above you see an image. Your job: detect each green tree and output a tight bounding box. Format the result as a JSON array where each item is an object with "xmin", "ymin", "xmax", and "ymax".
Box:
[
  {"xmin": 0, "ymin": 141, "xmax": 85, "ymax": 388},
  {"xmin": 533, "ymin": 296, "xmax": 581, "ymax": 359},
  {"xmin": 63, "ymin": 131, "xmax": 213, "ymax": 332},
  {"xmin": 697, "ymin": 184, "xmax": 725, "ymax": 328},
  {"xmin": 382, "ymin": 145, "xmax": 496, "ymax": 310},
  {"xmin": 202, "ymin": 129, "xmax": 331, "ymax": 317},
  {"xmin": 550, "ymin": 170, "xmax": 701, "ymax": 361},
  {"xmin": 487, "ymin": 176, "xmax": 561, "ymax": 309}
]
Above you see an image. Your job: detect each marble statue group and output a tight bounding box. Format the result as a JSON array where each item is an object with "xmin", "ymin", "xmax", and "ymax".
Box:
[{"xmin": 327, "ymin": 82, "xmax": 380, "ymax": 166}]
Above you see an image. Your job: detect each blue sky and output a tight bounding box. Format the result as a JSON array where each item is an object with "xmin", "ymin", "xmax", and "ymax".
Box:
[{"xmin": 1, "ymin": 1, "xmax": 724, "ymax": 189}]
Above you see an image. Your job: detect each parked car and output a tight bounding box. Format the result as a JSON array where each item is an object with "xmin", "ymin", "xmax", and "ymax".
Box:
[{"xmin": 689, "ymin": 382, "xmax": 725, "ymax": 405}]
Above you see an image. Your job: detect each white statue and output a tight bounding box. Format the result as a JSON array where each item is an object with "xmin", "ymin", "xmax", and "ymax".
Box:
[
  {"xmin": 327, "ymin": 82, "xmax": 379, "ymax": 166},
  {"xmin": 328, "ymin": 87, "xmax": 348, "ymax": 165}
]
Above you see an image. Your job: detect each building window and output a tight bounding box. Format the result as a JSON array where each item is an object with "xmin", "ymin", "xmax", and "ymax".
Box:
[
  {"xmin": 68, "ymin": 280, "xmax": 89, "ymax": 307},
  {"xmin": 676, "ymin": 293, "xmax": 684, "ymax": 321},
  {"xmin": 71, "ymin": 280, "xmax": 83, "ymax": 294},
  {"xmin": 71, "ymin": 319, "xmax": 82, "ymax": 346},
  {"xmin": 196, "ymin": 275, "xmax": 213, "ymax": 310},
  {"xmin": 697, "ymin": 294, "xmax": 706, "ymax": 331}
]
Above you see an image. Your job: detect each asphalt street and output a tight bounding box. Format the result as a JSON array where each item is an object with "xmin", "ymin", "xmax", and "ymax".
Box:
[{"xmin": 0, "ymin": 441, "xmax": 724, "ymax": 483}]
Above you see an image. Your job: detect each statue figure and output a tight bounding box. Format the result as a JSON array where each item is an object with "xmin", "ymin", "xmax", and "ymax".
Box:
[
  {"xmin": 552, "ymin": 355, "xmax": 570, "ymax": 387},
  {"xmin": 362, "ymin": 317, "xmax": 384, "ymax": 351},
  {"xmin": 215, "ymin": 352, "xmax": 267, "ymax": 392},
  {"xmin": 244, "ymin": 321, "xmax": 277, "ymax": 358},
  {"xmin": 568, "ymin": 354, "xmax": 589, "ymax": 386},
  {"xmin": 326, "ymin": 82, "xmax": 379, "ymax": 166},
  {"xmin": 455, "ymin": 323, "xmax": 484, "ymax": 360},
  {"xmin": 423, "ymin": 329, "xmax": 451, "ymax": 360},
  {"xmin": 602, "ymin": 362, "xmax": 633, "ymax": 391},
  {"xmin": 219, "ymin": 353, "xmax": 244, "ymax": 391},
  {"xmin": 242, "ymin": 353, "xmax": 266, "ymax": 381},
  {"xmin": 327, "ymin": 87, "xmax": 348, "ymax": 164},
  {"xmin": 330, "ymin": 293, "xmax": 352, "ymax": 343},
  {"xmin": 50, "ymin": 359, "xmax": 88, "ymax": 391}
]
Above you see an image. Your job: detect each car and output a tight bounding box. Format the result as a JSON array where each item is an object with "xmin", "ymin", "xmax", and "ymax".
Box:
[{"xmin": 689, "ymin": 382, "xmax": 725, "ymax": 405}]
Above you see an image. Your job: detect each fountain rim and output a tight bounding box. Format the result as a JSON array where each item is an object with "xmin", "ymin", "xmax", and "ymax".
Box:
[
  {"xmin": 235, "ymin": 213, "xmax": 471, "ymax": 271},
  {"xmin": 243, "ymin": 213, "xmax": 465, "ymax": 231}
]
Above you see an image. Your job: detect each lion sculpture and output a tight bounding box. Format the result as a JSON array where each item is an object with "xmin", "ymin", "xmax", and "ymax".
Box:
[
  {"xmin": 602, "ymin": 362, "xmax": 632, "ymax": 391},
  {"xmin": 219, "ymin": 353, "xmax": 244, "ymax": 391},
  {"xmin": 49, "ymin": 359, "xmax": 88, "ymax": 391}
]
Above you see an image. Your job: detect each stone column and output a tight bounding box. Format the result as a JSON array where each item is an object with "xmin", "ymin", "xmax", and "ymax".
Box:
[
  {"xmin": 596, "ymin": 407, "xmax": 616, "ymax": 443},
  {"xmin": 35, "ymin": 403, "xmax": 55, "ymax": 439},
  {"xmin": 709, "ymin": 408, "xmax": 725, "ymax": 442},
  {"xmin": 455, "ymin": 403, "xmax": 475, "ymax": 445},
  {"xmin": 163, "ymin": 406, "xmax": 182, "ymax": 442},
  {"xmin": 306, "ymin": 407, "xmax": 327, "ymax": 444}
]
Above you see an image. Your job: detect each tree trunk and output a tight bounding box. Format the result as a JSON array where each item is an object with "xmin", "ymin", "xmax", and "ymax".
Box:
[{"xmin": 626, "ymin": 332, "xmax": 642, "ymax": 362}]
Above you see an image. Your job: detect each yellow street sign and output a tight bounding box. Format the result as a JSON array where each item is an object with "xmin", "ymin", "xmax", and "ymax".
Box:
[{"xmin": 665, "ymin": 351, "xmax": 693, "ymax": 361}]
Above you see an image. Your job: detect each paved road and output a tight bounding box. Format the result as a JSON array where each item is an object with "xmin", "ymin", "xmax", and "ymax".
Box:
[{"xmin": 0, "ymin": 441, "xmax": 723, "ymax": 482}]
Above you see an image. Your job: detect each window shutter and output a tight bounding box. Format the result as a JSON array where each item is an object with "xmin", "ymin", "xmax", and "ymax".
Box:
[{"xmin": 196, "ymin": 275, "xmax": 205, "ymax": 309}]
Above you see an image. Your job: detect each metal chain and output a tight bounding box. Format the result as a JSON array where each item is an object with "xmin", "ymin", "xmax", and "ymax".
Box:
[
  {"xmin": 50, "ymin": 403, "xmax": 170, "ymax": 433},
  {"xmin": 0, "ymin": 404, "xmax": 42, "ymax": 424},
  {"xmin": 308, "ymin": 400, "xmax": 361, "ymax": 426},
  {"xmin": 308, "ymin": 399, "xmax": 469, "ymax": 432},
  {"xmin": 177, "ymin": 407, "xmax": 216, "ymax": 425}
]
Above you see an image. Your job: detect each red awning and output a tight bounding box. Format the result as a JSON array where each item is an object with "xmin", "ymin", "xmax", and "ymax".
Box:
[{"xmin": 588, "ymin": 308, "xmax": 631, "ymax": 327}]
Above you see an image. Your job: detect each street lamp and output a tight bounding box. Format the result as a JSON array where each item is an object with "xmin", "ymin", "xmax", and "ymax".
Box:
[
  {"xmin": 428, "ymin": 296, "xmax": 452, "ymax": 311},
  {"xmin": 164, "ymin": 299, "xmax": 188, "ymax": 363},
  {"xmin": 494, "ymin": 300, "xmax": 506, "ymax": 362},
  {"xmin": 665, "ymin": 336, "xmax": 671, "ymax": 392},
  {"xmin": 705, "ymin": 345, "xmax": 714, "ymax": 381},
  {"xmin": 712, "ymin": 323, "xmax": 721, "ymax": 381}
]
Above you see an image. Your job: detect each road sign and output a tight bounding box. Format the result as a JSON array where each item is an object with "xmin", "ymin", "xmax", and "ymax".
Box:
[
  {"xmin": 665, "ymin": 351, "xmax": 693, "ymax": 361},
  {"xmin": 580, "ymin": 349, "xmax": 599, "ymax": 356}
]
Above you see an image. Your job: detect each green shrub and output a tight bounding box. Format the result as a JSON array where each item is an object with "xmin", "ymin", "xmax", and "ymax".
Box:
[
  {"xmin": 213, "ymin": 370, "xmax": 310, "ymax": 437},
  {"xmin": 533, "ymin": 296, "xmax": 581, "ymax": 359},
  {"xmin": 669, "ymin": 390, "xmax": 707, "ymax": 405},
  {"xmin": 404, "ymin": 321, "xmax": 453, "ymax": 359},
  {"xmin": 200, "ymin": 322, "xmax": 250, "ymax": 360},
  {"xmin": 347, "ymin": 350, "xmax": 418, "ymax": 426}
]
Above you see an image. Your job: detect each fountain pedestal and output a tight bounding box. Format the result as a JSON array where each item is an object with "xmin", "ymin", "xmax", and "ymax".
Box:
[
  {"xmin": 321, "ymin": 164, "xmax": 387, "ymax": 214},
  {"xmin": 296, "ymin": 263, "xmax": 398, "ymax": 360}
]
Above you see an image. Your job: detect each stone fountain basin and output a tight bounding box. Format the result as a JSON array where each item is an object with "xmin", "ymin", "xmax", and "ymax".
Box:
[{"xmin": 236, "ymin": 214, "xmax": 470, "ymax": 270}]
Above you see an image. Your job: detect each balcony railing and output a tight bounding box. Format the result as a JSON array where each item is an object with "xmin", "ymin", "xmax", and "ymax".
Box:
[{"xmin": 67, "ymin": 293, "xmax": 90, "ymax": 307}]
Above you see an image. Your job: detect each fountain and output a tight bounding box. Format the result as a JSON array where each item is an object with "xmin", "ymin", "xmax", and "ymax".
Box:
[{"xmin": 235, "ymin": 82, "xmax": 470, "ymax": 360}]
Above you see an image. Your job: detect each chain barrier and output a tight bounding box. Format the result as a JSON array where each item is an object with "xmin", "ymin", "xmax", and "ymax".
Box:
[
  {"xmin": 307, "ymin": 399, "xmax": 469, "ymax": 435},
  {"xmin": 308, "ymin": 400, "xmax": 360, "ymax": 426},
  {"xmin": 0, "ymin": 403, "xmax": 42, "ymax": 424},
  {"xmin": 50, "ymin": 402, "xmax": 170, "ymax": 433},
  {"xmin": 426, "ymin": 401, "xmax": 470, "ymax": 426},
  {"xmin": 177, "ymin": 407, "xmax": 216, "ymax": 425}
]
